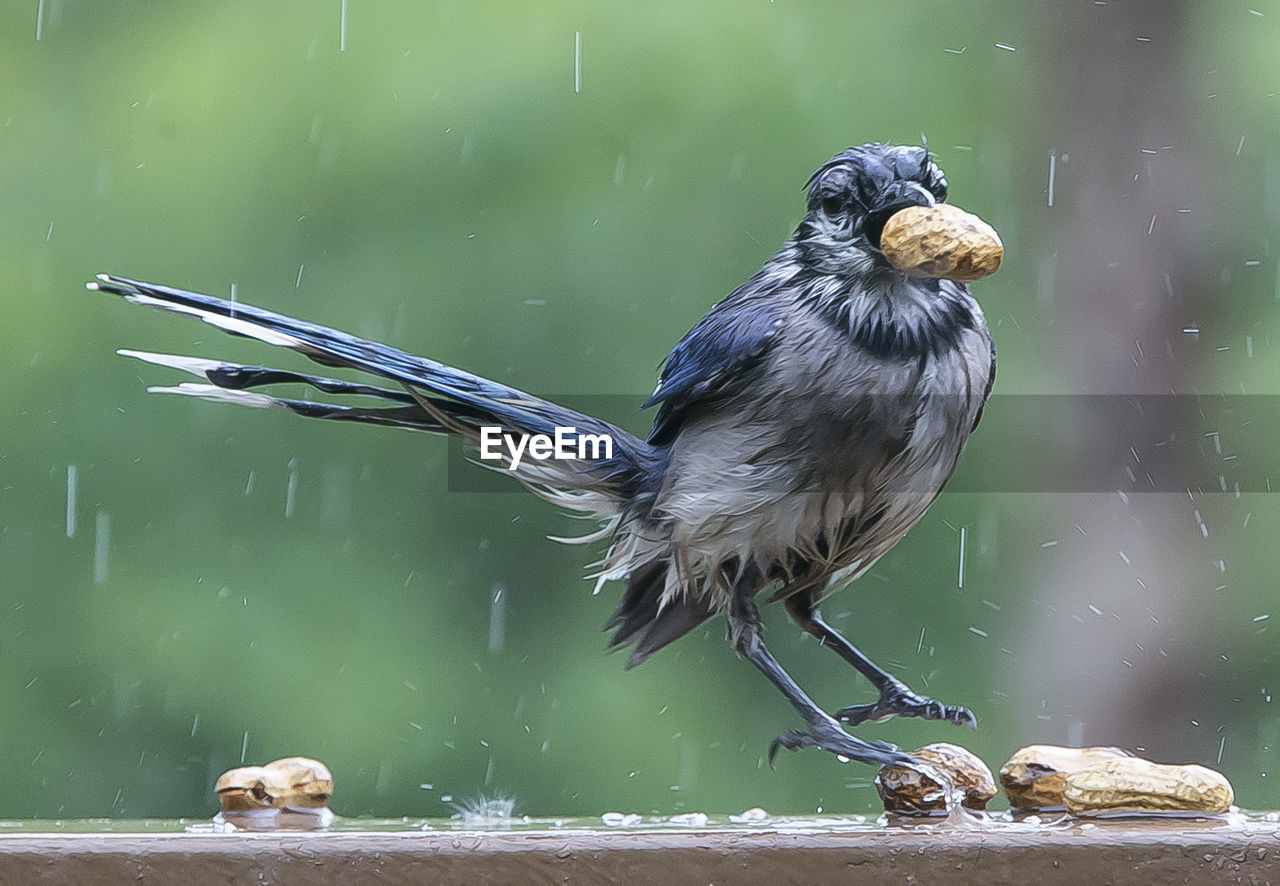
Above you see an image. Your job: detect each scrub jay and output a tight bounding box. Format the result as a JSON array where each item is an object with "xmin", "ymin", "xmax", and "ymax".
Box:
[{"xmin": 90, "ymin": 143, "xmax": 996, "ymax": 769}]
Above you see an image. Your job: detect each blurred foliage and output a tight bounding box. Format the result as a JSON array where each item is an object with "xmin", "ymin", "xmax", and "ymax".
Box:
[{"xmin": 0, "ymin": 1, "xmax": 1277, "ymax": 820}]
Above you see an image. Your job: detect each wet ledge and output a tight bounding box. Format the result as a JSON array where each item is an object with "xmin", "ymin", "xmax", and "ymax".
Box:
[{"xmin": 0, "ymin": 819, "xmax": 1276, "ymax": 884}]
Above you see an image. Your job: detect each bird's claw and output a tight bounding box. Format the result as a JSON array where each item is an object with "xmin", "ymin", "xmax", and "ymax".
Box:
[
  {"xmin": 835, "ymin": 680, "xmax": 976, "ymax": 729},
  {"xmin": 767, "ymin": 721, "xmax": 914, "ymax": 770}
]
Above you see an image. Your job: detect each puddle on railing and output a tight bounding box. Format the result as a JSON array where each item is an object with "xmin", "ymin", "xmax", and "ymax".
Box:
[{"xmin": 0, "ymin": 809, "xmax": 1273, "ymax": 837}]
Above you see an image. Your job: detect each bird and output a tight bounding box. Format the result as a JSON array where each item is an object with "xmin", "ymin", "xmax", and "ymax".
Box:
[{"xmin": 89, "ymin": 142, "xmax": 995, "ymax": 770}]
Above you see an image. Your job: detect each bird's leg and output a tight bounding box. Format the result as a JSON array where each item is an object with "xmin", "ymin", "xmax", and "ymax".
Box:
[
  {"xmin": 726, "ymin": 582, "xmax": 914, "ymax": 768},
  {"xmin": 784, "ymin": 592, "xmax": 976, "ymax": 729}
]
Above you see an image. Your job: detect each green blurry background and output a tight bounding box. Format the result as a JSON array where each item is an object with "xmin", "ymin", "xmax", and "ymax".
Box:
[{"xmin": 2, "ymin": 1, "xmax": 1278, "ymax": 819}]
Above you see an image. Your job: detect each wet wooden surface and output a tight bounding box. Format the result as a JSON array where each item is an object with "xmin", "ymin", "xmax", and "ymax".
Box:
[{"xmin": 0, "ymin": 818, "xmax": 1275, "ymax": 884}]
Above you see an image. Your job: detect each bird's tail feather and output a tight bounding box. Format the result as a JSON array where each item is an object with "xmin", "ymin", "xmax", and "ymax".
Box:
[
  {"xmin": 91, "ymin": 275, "xmax": 655, "ymax": 513},
  {"xmin": 119, "ymin": 349, "xmax": 511, "ymax": 433}
]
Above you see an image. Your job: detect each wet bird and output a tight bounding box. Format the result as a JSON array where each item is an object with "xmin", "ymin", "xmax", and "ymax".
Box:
[{"xmin": 89, "ymin": 143, "xmax": 995, "ymax": 769}]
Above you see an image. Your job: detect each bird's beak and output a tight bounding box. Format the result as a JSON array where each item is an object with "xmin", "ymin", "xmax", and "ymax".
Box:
[{"xmin": 864, "ymin": 181, "xmax": 937, "ymax": 251}]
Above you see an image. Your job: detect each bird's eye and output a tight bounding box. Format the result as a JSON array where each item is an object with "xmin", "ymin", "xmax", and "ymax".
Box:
[{"xmin": 821, "ymin": 197, "xmax": 844, "ymax": 217}]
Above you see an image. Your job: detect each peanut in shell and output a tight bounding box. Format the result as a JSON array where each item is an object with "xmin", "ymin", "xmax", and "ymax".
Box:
[
  {"xmin": 215, "ymin": 756, "xmax": 333, "ymax": 813},
  {"xmin": 999, "ymin": 744, "xmax": 1133, "ymax": 810},
  {"xmin": 1063, "ymin": 757, "xmax": 1234, "ymax": 815},
  {"xmin": 876, "ymin": 742, "xmax": 997, "ymax": 814},
  {"xmin": 880, "ymin": 203, "xmax": 1003, "ymax": 283}
]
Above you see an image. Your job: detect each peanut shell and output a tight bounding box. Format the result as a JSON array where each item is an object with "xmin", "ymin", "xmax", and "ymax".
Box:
[
  {"xmin": 215, "ymin": 765, "xmax": 283, "ymax": 813},
  {"xmin": 215, "ymin": 756, "xmax": 333, "ymax": 813},
  {"xmin": 880, "ymin": 203, "xmax": 1003, "ymax": 282},
  {"xmin": 876, "ymin": 742, "xmax": 997, "ymax": 814},
  {"xmin": 266, "ymin": 756, "xmax": 334, "ymax": 809},
  {"xmin": 1063, "ymin": 758, "xmax": 1233, "ymax": 815},
  {"xmin": 999, "ymin": 744, "xmax": 1133, "ymax": 810}
]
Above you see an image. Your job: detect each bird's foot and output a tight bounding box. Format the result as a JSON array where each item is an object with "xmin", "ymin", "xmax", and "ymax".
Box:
[
  {"xmin": 768, "ymin": 718, "xmax": 915, "ymax": 769},
  {"xmin": 835, "ymin": 678, "xmax": 976, "ymax": 729}
]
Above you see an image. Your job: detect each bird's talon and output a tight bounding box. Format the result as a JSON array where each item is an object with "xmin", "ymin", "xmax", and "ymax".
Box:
[
  {"xmin": 767, "ymin": 723, "xmax": 912, "ymax": 768},
  {"xmin": 768, "ymin": 729, "xmax": 818, "ymax": 768},
  {"xmin": 836, "ymin": 685, "xmax": 976, "ymax": 729}
]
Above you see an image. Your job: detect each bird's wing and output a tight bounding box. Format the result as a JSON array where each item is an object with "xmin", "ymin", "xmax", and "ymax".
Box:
[{"xmin": 643, "ymin": 295, "xmax": 782, "ymax": 446}]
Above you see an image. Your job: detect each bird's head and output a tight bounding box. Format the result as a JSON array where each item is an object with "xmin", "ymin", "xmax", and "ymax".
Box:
[{"xmin": 797, "ymin": 143, "xmax": 949, "ymax": 276}]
